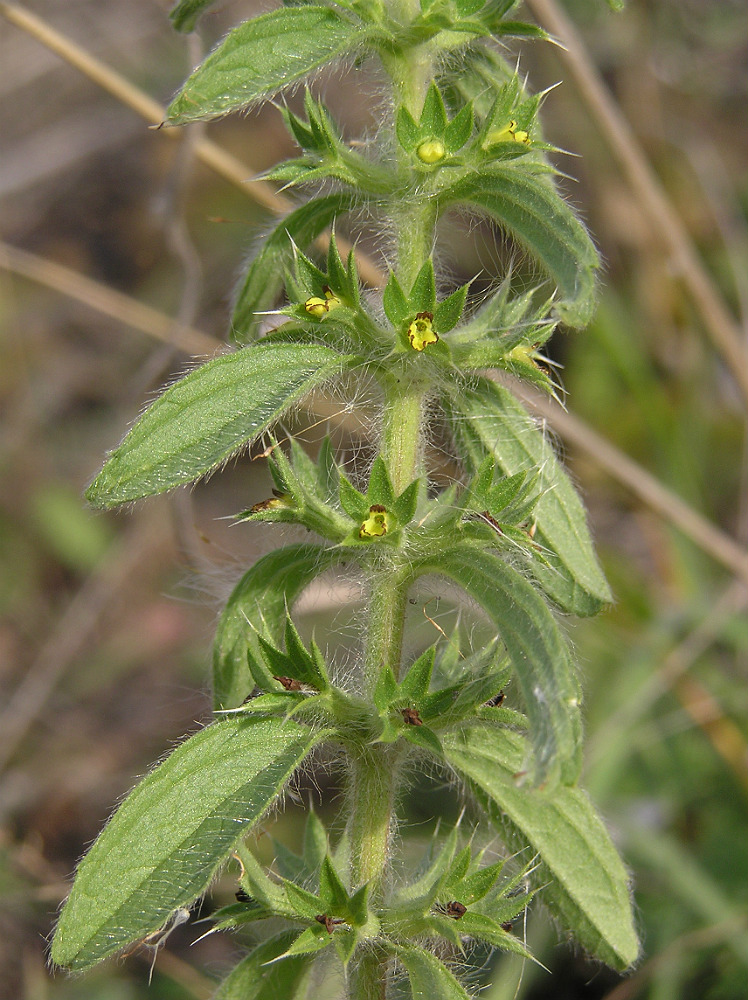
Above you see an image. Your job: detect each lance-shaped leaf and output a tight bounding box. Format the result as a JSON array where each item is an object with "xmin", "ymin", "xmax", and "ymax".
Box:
[
  {"xmin": 441, "ymin": 167, "xmax": 599, "ymax": 327},
  {"xmin": 214, "ymin": 931, "xmax": 314, "ymax": 1000},
  {"xmin": 51, "ymin": 717, "xmax": 322, "ymax": 971},
  {"xmin": 167, "ymin": 7, "xmax": 367, "ymax": 124},
  {"xmin": 214, "ymin": 543, "xmax": 341, "ymax": 709},
  {"xmin": 86, "ymin": 343, "xmax": 351, "ymax": 508},
  {"xmin": 413, "ymin": 544, "xmax": 581, "ymax": 786},
  {"xmin": 232, "ymin": 193, "xmax": 358, "ymax": 343},
  {"xmin": 446, "ymin": 378, "xmax": 612, "ymax": 616},
  {"xmin": 443, "ymin": 725, "xmax": 639, "ymax": 971}
]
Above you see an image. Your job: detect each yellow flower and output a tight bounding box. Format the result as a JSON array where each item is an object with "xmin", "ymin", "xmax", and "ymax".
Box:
[
  {"xmin": 359, "ymin": 504, "xmax": 391, "ymax": 539},
  {"xmin": 485, "ymin": 120, "xmax": 530, "ymax": 146},
  {"xmin": 407, "ymin": 312, "xmax": 438, "ymax": 352},
  {"xmin": 304, "ymin": 286, "xmax": 342, "ymax": 318}
]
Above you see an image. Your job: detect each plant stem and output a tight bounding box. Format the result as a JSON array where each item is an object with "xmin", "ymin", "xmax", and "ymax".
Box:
[{"xmin": 347, "ymin": 15, "xmax": 440, "ymax": 997}]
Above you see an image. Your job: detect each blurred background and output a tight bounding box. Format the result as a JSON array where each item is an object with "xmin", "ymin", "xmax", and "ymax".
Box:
[{"xmin": 1, "ymin": 0, "xmax": 747, "ymax": 997}]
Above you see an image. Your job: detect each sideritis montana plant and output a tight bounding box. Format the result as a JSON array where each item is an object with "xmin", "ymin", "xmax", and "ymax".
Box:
[{"xmin": 51, "ymin": 0, "xmax": 640, "ymax": 996}]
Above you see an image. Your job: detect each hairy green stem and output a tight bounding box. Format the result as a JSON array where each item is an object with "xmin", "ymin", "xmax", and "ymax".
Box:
[
  {"xmin": 348, "ymin": 948, "xmax": 390, "ymax": 1000},
  {"xmin": 348, "ymin": 46, "xmax": 439, "ymax": 1000}
]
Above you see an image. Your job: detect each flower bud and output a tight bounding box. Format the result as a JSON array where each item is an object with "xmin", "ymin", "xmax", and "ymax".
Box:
[{"xmin": 416, "ymin": 139, "xmax": 446, "ymax": 164}]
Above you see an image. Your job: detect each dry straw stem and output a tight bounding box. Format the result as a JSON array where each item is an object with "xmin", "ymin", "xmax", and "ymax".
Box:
[
  {"xmin": 517, "ymin": 384, "xmax": 748, "ymax": 590},
  {"xmin": 0, "ymin": 241, "xmax": 221, "ymax": 357},
  {"xmin": 0, "ymin": 510, "xmax": 173, "ymax": 773},
  {"xmin": 525, "ymin": 0, "xmax": 748, "ymax": 407},
  {"xmin": 588, "ymin": 578, "xmax": 748, "ymax": 768},
  {"xmin": 675, "ymin": 674, "xmax": 748, "ymax": 793},
  {"xmin": 0, "ymin": 1, "xmax": 384, "ymax": 289}
]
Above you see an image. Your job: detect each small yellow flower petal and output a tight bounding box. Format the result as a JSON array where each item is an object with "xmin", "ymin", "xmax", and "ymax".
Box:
[
  {"xmin": 323, "ymin": 286, "xmax": 342, "ymax": 310},
  {"xmin": 304, "ymin": 287, "xmax": 342, "ymax": 318},
  {"xmin": 304, "ymin": 296, "xmax": 328, "ymax": 318},
  {"xmin": 407, "ymin": 312, "xmax": 438, "ymax": 352},
  {"xmin": 359, "ymin": 504, "xmax": 391, "ymax": 539},
  {"xmin": 485, "ymin": 120, "xmax": 531, "ymax": 147}
]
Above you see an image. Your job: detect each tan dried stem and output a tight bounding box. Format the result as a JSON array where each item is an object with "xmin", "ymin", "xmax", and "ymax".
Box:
[
  {"xmin": 0, "ymin": 1, "xmax": 385, "ymax": 288},
  {"xmin": 525, "ymin": 0, "xmax": 748, "ymax": 406},
  {"xmin": 0, "ymin": 240, "xmax": 222, "ymax": 356},
  {"xmin": 516, "ymin": 384, "xmax": 748, "ymax": 589}
]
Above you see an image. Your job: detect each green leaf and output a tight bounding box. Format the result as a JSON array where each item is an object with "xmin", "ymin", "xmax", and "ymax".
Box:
[
  {"xmin": 287, "ymin": 618, "xmax": 329, "ymax": 688},
  {"xmin": 235, "ymin": 842, "xmax": 290, "ymax": 914},
  {"xmin": 337, "ymin": 473, "xmax": 367, "ymax": 519},
  {"xmin": 373, "ymin": 664, "xmax": 399, "ymax": 712},
  {"xmin": 434, "ymin": 283, "xmax": 469, "ymax": 334},
  {"xmin": 392, "ymin": 479, "xmax": 420, "ymax": 524},
  {"xmin": 256, "ymin": 620, "xmax": 329, "ymax": 691},
  {"xmin": 214, "ymin": 931, "xmax": 313, "ymax": 1000},
  {"xmin": 456, "ymin": 911, "xmax": 534, "ymax": 959},
  {"xmin": 453, "ymin": 859, "xmax": 506, "ymax": 904},
  {"xmin": 271, "ymin": 839, "xmax": 308, "ymax": 884},
  {"xmin": 413, "ymin": 544, "xmax": 581, "ymax": 786},
  {"xmin": 396, "ymin": 105, "xmax": 421, "ymax": 151},
  {"xmin": 279, "ymin": 925, "xmax": 333, "ymax": 958},
  {"xmin": 334, "ymin": 927, "xmax": 358, "ymax": 965},
  {"xmin": 366, "ymin": 455, "xmax": 395, "ymax": 507},
  {"xmin": 399, "ymin": 646, "xmax": 436, "ymax": 700},
  {"xmin": 441, "ymin": 168, "xmax": 599, "ymax": 327},
  {"xmin": 51, "ymin": 717, "xmax": 321, "ymax": 971},
  {"xmin": 490, "ymin": 20, "xmax": 549, "ymax": 41},
  {"xmin": 443, "ymin": 725, "xmax": 640, "ymax": 970},
  {"xmin": 392, "ymin": 826, "xmax": 460, "ymax": 906},
  {"xmin": 443, "ymin": 103, "xmax": 474, "ymax": 152},
  {"xmin": 391, "ymin": 944, "xmax": 471, "ymax": 1000},
  {"xmin": 326, "ymin": 233, "xmax": 350, "ymax": 299},
  {"xmin": 347, "ymin": 882, "xmax": 371, "ymax": 926},
  {"xmin": 169, "ymin": 0, "xmax": 216, "ymax": 32},
  {"xmin": 317, "ymin": 436, "xmax": 340, "ymax": 498},
  {"xmin": 86, "ymin": 344, "xmax": 351, "ymax": 508},
  {"xmin": 284, "ymin": 880, "xmax": 325, "ymax": 918},
  {"xmin": 419, "ymin": 82, "xmax": 449, "ymax": 136},
  {"xmin": 167, "ymin": 7, "xmax": 367, "ymax": 124},
  {"xmin": 303, "ymin": 809, "xmax": 328, "ymax": 878},
  {"xmin": 319, "ymin": 856, "xmax": 350, "ymax": 910},
  {"xmin": 232, "ymin": 193, "xmax": 356, "ymax": 343},
  {"xmin": 443, "ymin": 844, "xmax": 471, "ymax": 888},
  {"xmin": 409, "ymin": 259, "xmax": 437, "ymax": 314},
  {"xmin": 214, "ymin": 544, "xmax": 339, "ymax": 709},
  {"xmin": 446, "ymin": 378, "xmax": 612, "ymax": 615},
  {"xmin": 383, "ymin": 271, "xmax": 410, "ymax": 327},
  {"xmin": 403, "ymin": 723, "xmax": 443, "ymax": 757}
]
